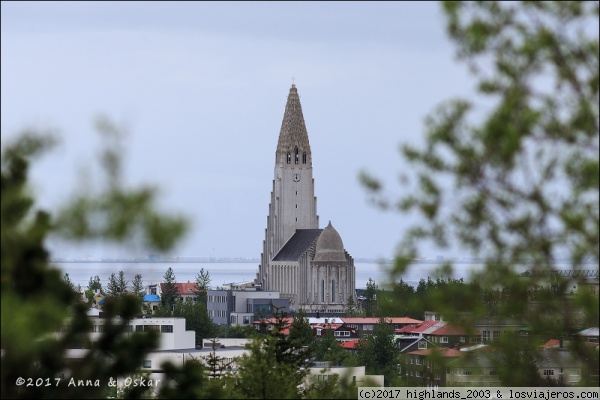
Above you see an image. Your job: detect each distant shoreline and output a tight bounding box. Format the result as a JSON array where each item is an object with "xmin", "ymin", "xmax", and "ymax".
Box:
[{"xmin": 51, "ymin": 258, "xmax": 597, "ymax": 265}]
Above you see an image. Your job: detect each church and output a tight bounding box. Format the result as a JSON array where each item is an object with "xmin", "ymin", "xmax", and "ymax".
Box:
[{"xmin": 256, "ymin": 84, "xmax": 356, "ymax": 315}]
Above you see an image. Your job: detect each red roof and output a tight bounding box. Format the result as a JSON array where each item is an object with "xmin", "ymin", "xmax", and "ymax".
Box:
[
  {"xmin": 540, "ymin": 339, "xmax": 561, "ymax": 349},
  {"xmin": 160, "ymin": 282, "xmax": 199, "ymax": 296},
  {"xmin": 340, "ymin": 340, "xmax": 360, "ymax": 349},
  {"xmin": 341, "ymin": 317, "xmax": 381, "ymax": 324},
  {"xmin": 429, "ymin": 324, "xmax": 469, "ymax": 336},
  {"xmin": 395, "ymin": 321, "xmax": 440, "ymax": 334},
  {"xmin": 388, "ymin": 317, "xmax": 423, "ymax": 324}
]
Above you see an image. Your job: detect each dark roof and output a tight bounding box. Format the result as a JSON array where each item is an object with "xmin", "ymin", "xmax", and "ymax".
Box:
[{"xmin": 272, "ymin": 229, "xmax": 322, "ymax": 261}]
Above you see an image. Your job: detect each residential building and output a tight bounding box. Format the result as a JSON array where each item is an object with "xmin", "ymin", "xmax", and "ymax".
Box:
[
  {"xmin": 206, "ymin": 288, "xmax": 289, "ymax": 326},
  {"xmin": 401, "ymin": 348, "xmax": 463, "ymax": 387}
]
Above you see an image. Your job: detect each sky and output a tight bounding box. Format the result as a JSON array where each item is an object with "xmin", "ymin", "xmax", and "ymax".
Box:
[{"xmin": 1, "ymin": 1, "xmax": 476, "ymax": 260}]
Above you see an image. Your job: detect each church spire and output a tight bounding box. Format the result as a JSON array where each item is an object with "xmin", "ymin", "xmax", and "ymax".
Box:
[{"xmin": 276, "ymin": 84, "xmax": 312, "ymax": 166}]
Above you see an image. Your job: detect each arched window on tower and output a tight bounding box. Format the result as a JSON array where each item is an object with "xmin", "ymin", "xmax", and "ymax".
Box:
[
  {"xmin": 294, "ymin": 146, "xmax": 299, "ymax": 164},
  {"xmin": 331, "ymin": 279, "xmax": 336, "ymax": 303},
  {"xmin": 286, "ymin": 152, "xmax": 291, "ymax": 164},
  {"xmin": 302, "ymin": 152, "xmax": 307, "ymax": 164}
]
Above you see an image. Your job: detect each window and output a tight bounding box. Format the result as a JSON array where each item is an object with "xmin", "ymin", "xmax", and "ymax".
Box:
[
  {"xmin": 243, "ymin": 316, "xmax": 250, "ymax": 325},
  {"xmin": 143, "ymin": 360, "xmax": 152, "ymax": 369},
  {"xmin": 416, "ymin": 358, "xmax": 422, "ymax": 365},
  {"xmin": 544, "ymin": 370, "xmax": 554, "ymax": 376},
  {"xmin": 418, "ymin": 341, "xmax": 427, "ymax": 349},
  {"xmin": 493, "ymin": 331, "xmax": 500, "ymax": 341},
  {"xmin": 321, "ymin": 280, "xmax": 325, "ymax": 303},
  {"xmin": 483, "ymin": 331, "xmax": 490, "ymax": 341},
  {"xmin": 302, "ymin": 152, "xmax": 307, "ymax": 164},
  {"xmin": 161, "ymin": 325, "xmax": 173, "ymax": 333},
  {"xmin": 570, "ymin": 369, "xmax": 580, "ymax": 376},
  {"xmin": 144, "ymin": 325, "xmax": 160, "ymax": 332},
  {"xmin": 441, "ymin": 337, "xmax": 448, "ymax": 343},
  {"xmin": 460, "ymin": 337, "xmax": 465, "ymax": 343},
  {"xmin": 287, "ymin": 152, "xmax": 291, "ymax": 164},
  {"xmin": 294, "ymin": 146, "xmax": 299, "ymax": 164},
  {"xmin": 416, "ymin": 371, "xmax": 422, "ymax": 377},
  {"xmin": 331, "ymin": 279, "xmax": 335, "ymax": 302}
]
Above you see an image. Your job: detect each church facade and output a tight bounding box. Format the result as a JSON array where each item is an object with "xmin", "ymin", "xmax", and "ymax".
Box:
[{"xmin": 256, "ymin": 84, "xmax": 356, "ymax": 314}]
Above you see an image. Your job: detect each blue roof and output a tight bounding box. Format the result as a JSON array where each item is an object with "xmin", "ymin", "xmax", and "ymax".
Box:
[{"xmin": 143, "ymin": 294, "xmax": 161, "ymax": 302}]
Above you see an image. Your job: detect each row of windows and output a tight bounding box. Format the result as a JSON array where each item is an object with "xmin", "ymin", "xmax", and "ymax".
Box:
[
  {"xmin": 286, "ymin": 147, "xmax": 307, "ymax": 164},
  {"xmin": 208, "ymin": 295, "xmax": 228, "ymax": 303},
  {"xmin": 209, "ymin": 310, "xmax": 227, "ymax": 318},
  {"xmin": 453, "ymin": 369, "xmax": 496, "ymax": 376},
  {"xmin": 64, "ymin": 324, "xmax": 173, "ymax": 333},
  {"xmin": 334, "ymin": 331, "xmax": 351, "ymax": 337}
]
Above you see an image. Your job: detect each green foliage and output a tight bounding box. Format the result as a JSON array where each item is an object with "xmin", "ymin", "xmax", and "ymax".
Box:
[
  {"xmin": 363, "ymin": 0, "xmax": 599, "ymax": 386},
  {"xmin": 1, "ymin": 126, "xmax": 188, "ymax": 398},
  {"xmin": 53, "ymin": 117, "xmax": 188, "ymax": 252},
  {"xmin": 313, "ymin": 329, "xmax": 358, "ymax": 368},
  {"xmin": 131, "ymin": 273, "xmax": 145, "ymax": 304},
  {"xmin": 357, "ymin": 318, "xmax": 399, "ymax": 386},
  {"xmin": 232, "ymin": 335, "xmax": 302, "ymax": 399},
  {"xmin": 161, "ymin": 267, "xmax": 178, "ymax": 308},
  {"xmin": 153, "ymin": 299, "xmax": 215, "ymax": 345},
  {"xmin": 344, "ymin": 296, "xmax": 358, "ymax": 317},
  {"xmin": 194, "ymin": 268, "xmax": 211, "ymax": 304},
  {"xmin": 106, "ymin": 270, "xmax": 128, "ymax": 299},
  {"xmin": 87, "ymin": 275, "xmax": 102, "ymax": 293},
  {"xmin": 216, "ymin": 324, "xmax": 257, "ymax": 339},
  {"xmin": 288, "ymin": 309, "xmax": 314, "ymax": 350},
  {"xmin": 363, "ymin": 278, "xmax": 378, "ymax": 317}
]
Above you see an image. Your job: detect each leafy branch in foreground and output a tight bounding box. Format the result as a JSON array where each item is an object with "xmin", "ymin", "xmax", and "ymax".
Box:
[{"xmin": 362, "ymin": 1, "xmax": 599, "ymax": 386}]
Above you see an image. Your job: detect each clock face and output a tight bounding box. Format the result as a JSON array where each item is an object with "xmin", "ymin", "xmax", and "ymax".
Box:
[{"xmin": 293, "ymin": 173, "xmax": 301, "ymax": 182}]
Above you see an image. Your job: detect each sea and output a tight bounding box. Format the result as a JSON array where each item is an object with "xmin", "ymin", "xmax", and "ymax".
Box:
[{"xmin": 57, "ymin": 261, "xmax": 496, "ymax": 290}]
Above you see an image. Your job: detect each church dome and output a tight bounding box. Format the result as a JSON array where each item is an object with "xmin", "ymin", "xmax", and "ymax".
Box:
[{"xmin": 313, "ymin": 221, "xmax": 346, "ymax": 262}]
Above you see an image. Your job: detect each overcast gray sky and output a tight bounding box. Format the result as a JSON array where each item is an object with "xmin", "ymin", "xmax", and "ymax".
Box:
[{"xmin": 1, "ymin": 1, "xmax": 475, "ymax": 260}]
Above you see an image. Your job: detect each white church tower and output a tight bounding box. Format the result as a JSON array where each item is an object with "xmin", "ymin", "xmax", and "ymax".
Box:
[
  {"xmin": 257, "ymin": 84, "xmax": 355, "ymax": 314},
  {"xmin": 258, "ymin": 84, "xmax": 319, "ymax": 289}
]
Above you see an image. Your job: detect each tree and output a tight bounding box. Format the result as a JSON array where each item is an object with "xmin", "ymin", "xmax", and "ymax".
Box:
[
  {"xmin": 131, "ymin": 273, "xmax": 145, "ymax": 304},
  {"xmin": 63, "ymin": 272, "xmax": 76, "ymax": 292},
  {"xmin": 344, "ymin": 296, "xmax": 358, "ymax": 317},
  {"xmin": 287, "ymin": 309, "xmax": 314, "ymax": 353},
  {"xmin": 203, "ymin": 338, "xmax": 234, "ymax": 380},
  {"xmin": 106, "ymin": 270, "xmax": 128, "ymax": 299},
  {"xmin": 153, "ymin": 299, "xmax": 215, "ymax": 345},
  {"xmin": 194, "ymin": 267, "xmax": 211, "ymax": 304},
  {"xmin": 1, "ymin": 121, "xmax": 189, "ymax": 399},
  {"xmin": 313, "ymin": 328, "xmax": 356, "ymax": 367},
  {"xmin": 363, "ymin": 278, "xmax": 378, "ymax": 317},
  {"xmin": 161, "ymin": 267, "xmax": 178, "ymax": 309},
  {"xmin": 217, "ymin": 324, "xmax": 256, "ymax": 339},
  {"xmin": 87, "ymin": 275, "xmax": 102, "ymax": 293},
  {"xmin": 357, "ymin": 318, "xmax": 399, "ymax": 386},
  {"xmin": 362, "ymin": 1, "xmax": 599, "ymax": 385},
  {"xmin": 232, "ymin": 335, "xmax": 300, "ymax": 399}
]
